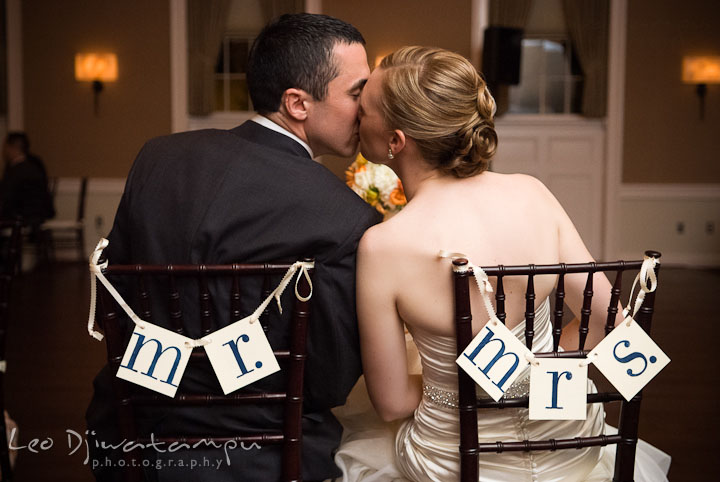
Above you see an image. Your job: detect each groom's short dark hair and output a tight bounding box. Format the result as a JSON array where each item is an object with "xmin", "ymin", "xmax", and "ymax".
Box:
[{"xmin": 247, "ymin": 13, "xmax": 365, "ymax": 114}]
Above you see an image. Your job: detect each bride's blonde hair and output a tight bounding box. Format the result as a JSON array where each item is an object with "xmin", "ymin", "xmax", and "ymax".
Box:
[{"xmin": 379, "ymin": 46, "xmax": 497, "ymax": 178}]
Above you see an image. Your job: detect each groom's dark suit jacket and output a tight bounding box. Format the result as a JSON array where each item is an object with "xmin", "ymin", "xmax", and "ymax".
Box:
[{"xmin": 86, "ymin": 121, "xmax": 381, "ymax": 481}]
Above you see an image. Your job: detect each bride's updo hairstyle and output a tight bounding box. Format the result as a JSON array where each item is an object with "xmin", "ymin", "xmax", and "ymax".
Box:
[{"xmin": 379, "ymin": 46, "xmax": 497, "ymax": 178}]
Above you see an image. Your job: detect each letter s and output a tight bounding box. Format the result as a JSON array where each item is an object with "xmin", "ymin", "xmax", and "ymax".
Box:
[{"xmin": 613, "ymin": 340, "xmax": 657, "ymax": 377}]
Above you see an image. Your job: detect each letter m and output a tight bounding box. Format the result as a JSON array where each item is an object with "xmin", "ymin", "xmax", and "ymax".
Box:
[
  {"xmin": 463, "ymin": 327, "xmax": 520, "ymax": 392},
  {"xmin": 120, "ymin": 332, "xmax": 182, "ymax": 387}
]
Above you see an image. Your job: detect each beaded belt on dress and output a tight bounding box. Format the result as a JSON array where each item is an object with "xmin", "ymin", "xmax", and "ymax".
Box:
[{"xmin": 423, "ymin": 377, "xmax": 531, "ymax": 410}]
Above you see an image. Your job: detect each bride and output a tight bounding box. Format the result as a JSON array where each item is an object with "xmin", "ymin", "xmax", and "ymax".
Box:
[{"xmin": 333, "ymin": 46, "xmax": 670, "ymax": 481}]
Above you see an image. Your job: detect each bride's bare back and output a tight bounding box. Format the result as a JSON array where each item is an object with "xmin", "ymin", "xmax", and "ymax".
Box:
[{"xmin": 372, "ymin": 171, "xmax": 566, "ymax": 336}]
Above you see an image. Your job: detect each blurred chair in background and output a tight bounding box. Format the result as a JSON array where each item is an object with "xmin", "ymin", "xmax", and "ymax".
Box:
[{"xmin": 38, "ymin": 177, "xmax": 87, "ymax": 263}]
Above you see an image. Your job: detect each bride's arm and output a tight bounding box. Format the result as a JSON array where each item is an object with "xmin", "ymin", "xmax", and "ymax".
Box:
[
  {"xmin": 537, "ymin": 182, "xmax": 623, "ymax": 350},
  {"xmin": 356, "ymin": 227, "xmax": 422, "ymax": 422}
]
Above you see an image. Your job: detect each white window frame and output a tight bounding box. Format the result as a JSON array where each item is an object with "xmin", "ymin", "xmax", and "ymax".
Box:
[
  {"xmin": 214, "ymin": 33, "xmax": 255, "ymax": 113},
  {"xmin": 508, "ymin": 36, "xmax": 583, "ymax": 115},
  {"xmin": 170, "ymin": 0, "xmax": 320, "ymax": 132}
]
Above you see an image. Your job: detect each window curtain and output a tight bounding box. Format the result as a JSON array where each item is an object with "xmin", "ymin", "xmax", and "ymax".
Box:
[
  {"xmin": 489, "ymin": 0, "xmax": 533, "ymax": 27},
  {"xmin": 487, "ymin": 0, "xmax": 533, "ymax": 115},
  {"xmin": 562, "ymin": 0, "xmax": 609, "ymax": 118},
  {"xmin": 187, "ymin": 0, "xmax": 231, "ymax": 116}
]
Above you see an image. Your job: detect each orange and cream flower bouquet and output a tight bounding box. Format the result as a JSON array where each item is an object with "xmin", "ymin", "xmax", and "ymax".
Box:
[{"xmin": 345, "ymin": 154, "xmax": 407, "ymax": 219}]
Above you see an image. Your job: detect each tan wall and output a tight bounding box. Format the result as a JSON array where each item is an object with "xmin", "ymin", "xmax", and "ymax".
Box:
[
  {"xmin": 22, "ymin": 0, "xmax": 171, "ymax": 178},
  {"xmin": 324, "ymin": 0, "xmax": 471, "ymax": 69},
  {"xmin": 320, "ymin": 0, "xmax": 472, "ymax": 178},
  {"xmin": 623, "ymin": 0, "xmax": 720, "ymax": 183}
]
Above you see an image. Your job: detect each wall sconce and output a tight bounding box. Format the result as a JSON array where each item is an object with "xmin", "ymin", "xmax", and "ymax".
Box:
[
  {"xmin": 75, "ymin": 53, "xmax": 118, "ymax": 115},
  {"xmin": 682, "ymin": 55, "xmax": 720, "ymax": 120}
]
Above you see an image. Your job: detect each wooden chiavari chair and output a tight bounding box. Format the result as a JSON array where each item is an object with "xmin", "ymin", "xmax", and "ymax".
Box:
[
  {"xmin": 96, "ymin": 259, "xmax": 314, "ymax": 482},
  {"xmin": 452, "ymin": 251, "xmax": 661, "ymax": 482}
]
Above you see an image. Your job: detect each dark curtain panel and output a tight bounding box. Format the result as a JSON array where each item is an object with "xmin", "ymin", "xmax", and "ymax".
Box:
[
  {"xmin": 187, "ymin": 0, "xmax": 231, "ymax": 116},
  {"xmin": 562, "ymin": 0, "xmax": 609, "ymax": 117},
  {"xmin": 487, "ymin": 0, "xmax": 533, "ymax": 115}
]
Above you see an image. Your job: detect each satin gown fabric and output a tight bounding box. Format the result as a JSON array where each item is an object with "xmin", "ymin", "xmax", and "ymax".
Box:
[{"xmin": 333, "ymin": 299, "xmax": 671, "ymax": 481}]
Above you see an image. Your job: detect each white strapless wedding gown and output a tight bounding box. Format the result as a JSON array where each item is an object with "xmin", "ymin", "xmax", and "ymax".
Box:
[{"xmin": 333, "ymin": 299, "xmax": 670, "ymax": 481}]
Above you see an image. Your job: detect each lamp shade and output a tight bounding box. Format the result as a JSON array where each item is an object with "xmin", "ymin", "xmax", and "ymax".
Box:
[
  {"xmin": 682, "ymin": 56, "xmax": 720, "ymax": 84},
  {"xmin": 75, "ymin": 53, "xmax": 118, "ymax": 82}
]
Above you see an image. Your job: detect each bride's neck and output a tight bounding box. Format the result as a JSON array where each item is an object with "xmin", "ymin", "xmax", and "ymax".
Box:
[{"xmin": 395, "ymin": 159, "xmax": 446, "ymax": 202}]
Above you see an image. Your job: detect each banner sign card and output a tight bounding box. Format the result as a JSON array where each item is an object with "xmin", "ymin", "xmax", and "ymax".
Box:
[
  {"xmin": 116, "ymin": 323, "xmax": 194, "ymax": 398},
  {"xmin": 529, "ymin": 358, "xmax": 588, "ymax": 420},
  {"xmin": 204, "ymin": 316, "xmax": 281, "ymax": 395},
  {"xmin": 589, "ymin": 317, "xmax": 670, "ymax": 401},
  {"xmin": 456, "ymin": 319, "xmax": 533, "ymax": 401}
]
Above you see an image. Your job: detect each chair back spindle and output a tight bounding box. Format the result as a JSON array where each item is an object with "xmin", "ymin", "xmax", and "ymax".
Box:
[
  {"xmin": 578, "ymin": 267, "xmax": 595, "ymax": 351},
  {"xmin": 137, "ymin": 271, "xmax": 152, "ymax": 322},
  {"xmin": 494, "ymin": 271, "xmax": 506, "ymax": 325},
  {"xmin": 261, "ymin": 270, "xmax": 273, "ymax": 332},
  {"xmin": 524, "ymin": 269, "xmax": 536, "ymax": 349},
  {"xmin": 230, "ymin": 269, "xmax": 243, "ymax": 321},
  {"xmin": 167, "ymin": 269, "xmax": 184, "ymax": 334},
  {"xmin": 551, "ymin": 271, "xmax": 565, "ymax": 352},
  {"xmin": 198, "ymin": 268, "xmax": 213, "ymax": 336},
  {"xmin": 606, "ymin": 267, "xmax": 624, "ymax": 336}
]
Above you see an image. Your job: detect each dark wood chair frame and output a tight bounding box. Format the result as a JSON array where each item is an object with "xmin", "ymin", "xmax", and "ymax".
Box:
[
  {"xmin": 97, "ymin": 259, "xmax": 314, "ymax": 482},
  {"xmin": 452, "ymin": 250, "xmax": 661, "ymax": 482},
  {"xmin": 0, "ymin": 219, "xmax": 23, "ymax": 482}
]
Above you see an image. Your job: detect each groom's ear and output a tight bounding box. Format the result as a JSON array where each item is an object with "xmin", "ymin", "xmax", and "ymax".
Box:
[
  {"xmin": 281, "ymin": 88, "xmax": 309, "ymax": 121},
  {"xmin": 390, "ymin": 129, "xmax": 406, "ymax": 154}
]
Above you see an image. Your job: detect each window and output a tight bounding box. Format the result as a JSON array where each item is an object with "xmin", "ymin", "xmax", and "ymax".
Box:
[
  {"xmin": 508, "ymin": 37, "xmax": 583, "ymax": 115},
  {"xmin": 214, "ymin": 35, "xmax": 254, "ymax": 112}
]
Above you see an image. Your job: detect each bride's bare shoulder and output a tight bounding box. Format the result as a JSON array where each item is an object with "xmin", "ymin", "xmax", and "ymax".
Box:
[
  {"xmin": 492, "ymin": 171, "xmax": 548, "ymax": 190},
  {"xmin": 495, "ymin": 172, "xmax": 560, "ymax": 203},
  {"xmin": 358, "ymin": 211, "xmax": 415, "ymax": 257}
]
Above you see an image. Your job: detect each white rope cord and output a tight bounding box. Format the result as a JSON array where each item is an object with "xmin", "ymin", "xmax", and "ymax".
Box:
[
  {"xmin": 621, "ymin": 255, "xmax": 659, "ymax": 325},
  {"xmin": 524, "ymin": 352, "xmax": 540, "ymax": 367},
  {"xmin": 88, "ymin": 238, "xmax": 149, "ymax": 341},
  {"xmin": 87, "ymin": 238, "xmax": 315, "ymax": 346},
  {"xmin": 438, "ymin": 250, "xmax": 499, "ymax": 325},
  {"xmin": 245, "ymin": 260, "xmax": 314, "ymax": 324},
  {"xmin": 578, "ymin": 352, "xmax": 599, "ymax": 367}
]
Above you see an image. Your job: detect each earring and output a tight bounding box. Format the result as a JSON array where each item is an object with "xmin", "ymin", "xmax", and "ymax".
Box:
[{"xmin": 388, "ymin": 147, "xmax": 394, "ymax": 160}]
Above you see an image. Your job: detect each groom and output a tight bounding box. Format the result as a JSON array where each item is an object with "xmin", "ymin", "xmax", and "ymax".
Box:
[{"xmin": 86, "ymin": 13, "xmax": 380, "ymax": 481}]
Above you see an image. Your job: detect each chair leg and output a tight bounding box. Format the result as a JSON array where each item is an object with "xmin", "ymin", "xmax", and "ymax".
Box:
[
  {"xmin": 76, "ymin": 228, "xmax": 85, "ymax": 262},
  {"xmin": 37, "ymin": 230, "xmax": 55, "ymax": 264}
]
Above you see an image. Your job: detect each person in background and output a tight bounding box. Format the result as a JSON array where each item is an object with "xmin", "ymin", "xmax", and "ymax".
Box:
[{"xmin": 0, "ymin": 132, "xmax": 55, "ymax": 227}]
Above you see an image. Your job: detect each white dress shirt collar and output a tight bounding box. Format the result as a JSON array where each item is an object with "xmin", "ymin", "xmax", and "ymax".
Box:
[{"xmin": 250, "ymin": 115, "xmax": 314, "ymax": 158}]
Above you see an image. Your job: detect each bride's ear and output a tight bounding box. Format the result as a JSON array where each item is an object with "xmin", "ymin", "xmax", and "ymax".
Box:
[{"xmin": 389, "ymin": 129, "xmax": 406, "ymax": 155}]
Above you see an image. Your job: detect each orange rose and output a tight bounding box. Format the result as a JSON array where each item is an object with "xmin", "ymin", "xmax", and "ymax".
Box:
[{"xmin": 389, "ymin": 180, "xmax": 407, "ymax": 206}]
